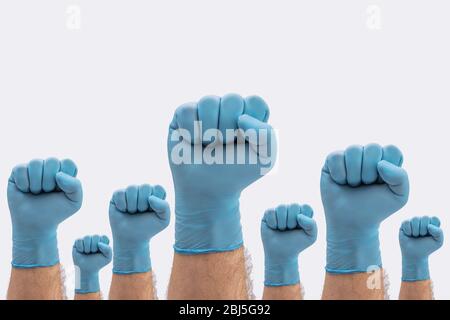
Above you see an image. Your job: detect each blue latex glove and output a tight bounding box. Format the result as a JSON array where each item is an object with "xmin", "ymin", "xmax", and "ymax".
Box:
[
  {"xmin": 72, "ymin": 235, "xmax": 112, "ymax": 294},
  {"xmin": 261, "ymin": 204, "xmax": 317, "ymax": 286},
  {"xmin": 400, "ymin": 216, "xmax": 444, "ymax": 281},
  {"xmin": 109, "ymin": 184, "xmax": 170, "ymax": 274},
  {"xmin": 8, "ymin": 158, "xmax": 83, "ymax": 268},
  {"xmin": 321, "ymin": 144, "xmax": 409, "ymax": 274},
  {"xmin": 168, "ymin": 94, "xmax": 277, "ymax": 254}
]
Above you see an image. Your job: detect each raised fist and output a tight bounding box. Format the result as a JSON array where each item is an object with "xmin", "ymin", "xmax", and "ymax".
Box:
[
  {"xmin": 109, "ymin": 184, "xmax": 170, "ymax": 274},
  {"xmin": 168, "ymin": 93, "xmax": 277, "ymax": 254},
  {"xmin": 8, "ymin": 158, "xmax": 83, "ymax": 267},
  {"xmin": 320, "ymin": 144, "xmax": 409, "ymax": 273},
  {"xmin": 261, "ymin": 204, "xmax": 317, "ymax": 286},
  {"xmin": 73, "ymin": 235, "xmax": 112, "ymax": 294},
  {"xmin": 400, "ymin": 216, "xmax": 444, "ymax": 281}
]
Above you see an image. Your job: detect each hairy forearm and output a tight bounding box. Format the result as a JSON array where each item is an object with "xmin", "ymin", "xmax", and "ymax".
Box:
[
  {"xmin": 399, "ymin": 280, "xmax": 433, "ymax": 300},
  {"xmin": 75, "ymin": 292, "xmax": 102, "ymax": 300},
  {"xmin": 109, "ymin": 272, "xmax": 155, "ymax": 300},
  {"xmin": 322, "ymin": 271, "xmax": 385, "ymax": 300},
  {"xmin": 263, "ymin": 284, "xmax": 303, "ymax": 300},
  {"xmin": 7, "ymin": 264, "xmax": 64, "ymax": 300},
  {"xmin": 168, "ymin": 247, "xmax": 249, "ymax": 300}
]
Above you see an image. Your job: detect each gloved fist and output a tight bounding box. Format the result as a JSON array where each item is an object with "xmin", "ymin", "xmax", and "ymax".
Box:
[
  {"xmin": 73, "ymin": 235, "xmax": 112, "ymax": 294},
  {"xmin": 321, "ymin": 144, "xmax": 409, "ymax": 273},
  {"xmin": 168, "ymin": 94, "xmax": 277, "ymax": 254},
  {"xmin": 261, "ymin": 204, "xmax": 317, "ymax": 286},
  {"xmin": 109, "ymin": 184, "xmax": 170, "ymax": 274},
  {"xmin": 399, "ymin": 216, "xmax": 444, "ymax": 281},
  {"xmin": 8, "ymin": 158, "xmax": 83, "ymax": 267}
]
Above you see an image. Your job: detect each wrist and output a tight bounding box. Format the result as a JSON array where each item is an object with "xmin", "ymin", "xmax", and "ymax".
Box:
[
  {"xmin": 326, "ymin": 229, "xmax": 381, "ymax": 274},
  {"xmin": 75, "ymin": 270, "xmax": 100, "ymax": 294},
  {"xmin": 402, "ymin": 257, "xmax": 430, "ymax": 282},
  {"xmin": 174, "ymin": 196, "xmax": 243, "ymax": 254},
  {"xmin": 12, "ymin": 232, "xmax": 59, "ymax": 268},
  {"xmin": 113, "ymin": 242, "xmax": 151, "ymax": 274},
  {"xmin": 264, "ymin": 258, "xmax": 300, "ymax": 287}
]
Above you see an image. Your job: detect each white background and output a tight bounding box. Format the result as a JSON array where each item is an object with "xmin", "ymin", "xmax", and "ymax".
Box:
[{"xmin": 0, "ymin": 0, "xmax": 449, "ymax": 300}]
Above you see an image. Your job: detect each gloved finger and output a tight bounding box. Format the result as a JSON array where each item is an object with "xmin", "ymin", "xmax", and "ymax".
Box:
[
  {"xmin": 411, "ymin": 217, "xmax": 420, "ymax": 237},
  {"xmin": 287, "ymin": 204, "xmax": 301, "ymax": 230},
  {"xmin": 171, "ymin": 102, "xmax": 200, "ymax": 145},
  {"xmin": 138, "ymin": 184, "xmax": 152, "ymax": 212},
  {"xmin": 297, "ymin": 214, "xmax": 318, "ymax": 239},
  {"xmin": 345, "ymin": 145, "xmax": 363, "ymax": 187},
  {"xmin": 152, "ymin": 185, "xmax": 167, "ymax": 200},
  {"xmin": 148, "ymin": 195, "xmax": 170, "ymax": 220},
  {"xmin": 382, "ymin": 145, "xmax": 403, "ymax": 166},
  {"xmin": 112, "ymin": 189, "xmax": 127, "ymax": 212},
  {"xmin": 237, "ymin": 114, "xmax": 273, "ymax": 147},
  {"xmin": 125, "ymin": 185, "xmax": 139, "ymax": 214},
  {"xmin": 275, "ymin": 205, "xmax": 288, "ymax": 231},
  {"xmin": 361, "ymin": 143, "xmax": 382, "ymax": 184},
  {"xmin": 42, "ymin": 158, "xmax": 60, "ymax": 192},
  {"xmin": 377, "ymin": 160, "xmax": 409, "ymax": 196},
  {"xmin": 219, "ymin": 93, "xmax": 245, "ymax": 144},
  {"xmin": 419, "ymin": 216, "xmax": 430, "ymax": 237},
  {"xmin": 244, "ymin": 95, "xmax": 270, "ymax": 122},
  {"xmin": 28, "ymin": 159, "xmax": 44, "ymax": 194},
  {"xmin": 301, "ymin": 204, "xmax": 314, "ymax": 218},
  {"xmin": 428, "ymin": 225, "xmax": 444, "ymax": 243},
  {"xmin": 263, "ymin": 209, "xmax": 277, "ymax": 229},
  {"xmin": 11, "ymin": 164, "xmax": 30, "ymax": 192},
  {"xmin": 100, "ymin": 235, "xmax": 110, "ymax": 245},
  {"xmin": 60, "ymin": 159, "xmax": 78, "ymax": 177},
  {"xmin": 91, "ymin": 235, "xmax": 100, "ymax": 253},
  {"xmin": 325, "ymin": 151, "xmax": 346, "ymax": 185},
  {"xmin": 75, "ymin": 239, "xmax": 84, "ymax": 253},
  {"xmin": 198, "ymin": 95, "xmax": 220, "ymax": 145},
  {"xmin": 430, "ymin": 216, "xmax": 441, "ymax": 228},
  {"xmin": 55, "ymin": 172, "xmax": 83, "ymax": 203},
  {"xmin": 400, "ymin": 220, "xmax": 412, "ymax": 237},
  {"xmin": 83, "ymin": 236, "xmax": 92, "ymax": 254},
  {"xmin": 98, "ymin": 242, "xmax": 113, "ymax": 261}
]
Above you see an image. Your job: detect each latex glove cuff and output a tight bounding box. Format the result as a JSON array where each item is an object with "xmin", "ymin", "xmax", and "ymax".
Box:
[{"xmin": 12, "ymin": 232, "xmax": 59, "ymax": 268}]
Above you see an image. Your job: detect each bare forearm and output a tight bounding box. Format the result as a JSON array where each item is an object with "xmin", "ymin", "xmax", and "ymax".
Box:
[
  {"xmin": 399, "ymin": 280, "xmax": 433, "ymax": 300},
  {"xmin": 322, "ymin": 271, "xmax": 385, "ymax": 300},
  {"xmin": 168, "ymin": 247, "xmax": 249, "ymax": 300},
  {"xmin": 7, "ymin": 264, "xmax": 64, "ymax": 300},
  {"xmin": 263, "ymin": 284, "xmax": 303, "ymax": 300},
  {"xmin": 109, "ymin": 272, "xmax": 155, "ymax": 300},
  {"xmin": 75, "ymin": 292, "xmax": 102, "ymax": 300}
]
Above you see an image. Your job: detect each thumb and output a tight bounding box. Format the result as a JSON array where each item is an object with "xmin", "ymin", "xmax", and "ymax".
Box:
[
  {"xmin": 55, "ymin": 172, "xmax": 83, "ymax": 203},
  {"xmin": 297, "ymin": 214, "xmax": 318, "ymax": 239},
  {"xmin": 148, "ymin": 195, "xmax": 170, "ymax": 221},
  {"xmin": 238, "ymin": 115, "xmax": 273, "ymax": 146},
  {"xmin": 98, "ymin": 242, "xmax": 113, "ymax": 261},
  {"xmin": 377, "ymin": 160, "xmax": 409, "ymax": 196},
  {"xmin": 428, "ymin": 225, "xmax": 444, "ymax": 243}
]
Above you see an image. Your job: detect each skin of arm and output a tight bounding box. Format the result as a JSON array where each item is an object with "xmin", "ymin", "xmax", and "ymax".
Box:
[
  {"xmin": 398, "ymin": 216, "xmax": 444, "ymax": 300},
  {"xmin": 7, "ymin": 265, "xmax": 64, "ymax": 300},
  {"xmin": 167, "ymin": 94, "xmax": 277, "ymax": 299},
  {"xmin": 261, "ymin": 204, "xmax": 318, "ymax": 300},
  {"xmin": 7, "ymin": 158, "xmax": 83, "ymax": 300},
  {"xmin": 168, "ymin": 248, "xmax": 248, "ymax": 300},
  {"xmin": 320, "ymin": 144, "xmax": 409, "ymax": 300},
  {"xmin": 108, "ymin": 184, "xmax": 170, "ymax": 300}
]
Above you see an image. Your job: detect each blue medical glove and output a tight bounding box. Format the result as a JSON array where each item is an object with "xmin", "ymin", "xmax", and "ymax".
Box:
[
  {"xmin": 321, "ymin": 144, "xmax": 409, "ymax": 274},
  {"xmin": 400, "ymin": 216, "xmax": 444, "ymax": 281},
  {"xmin": 261, "ymin": 204, "xmax": 317, "ymax": 286},
  {"xmin": 168, "ymin": 94, "xmax": 277, "ymax": 254},
  {"xmin": 7, "ymin": 158, "xmax": 83, "ymax": 268},
  {"xmin": 72, "ymin": 235, "xmax": 112, "ymax": 294},
  {"xmin": 109, "ymin": 184, "xmax": 170, "ymax": 274}
]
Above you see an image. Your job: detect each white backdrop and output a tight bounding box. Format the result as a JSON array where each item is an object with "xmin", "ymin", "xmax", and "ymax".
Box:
[{"xmin": 0, "ymin": 0, "xmax": 449, "ymax": 300}]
